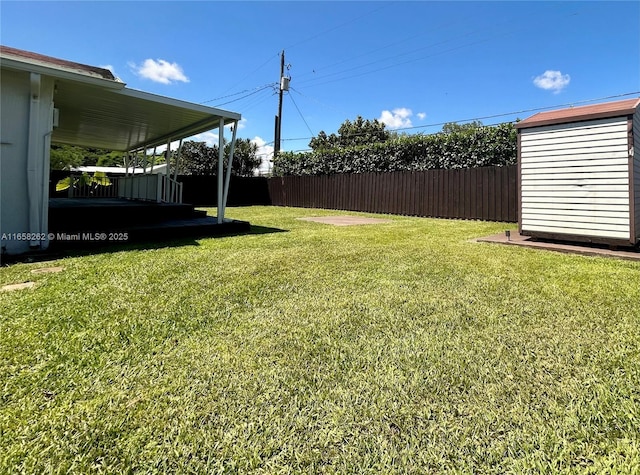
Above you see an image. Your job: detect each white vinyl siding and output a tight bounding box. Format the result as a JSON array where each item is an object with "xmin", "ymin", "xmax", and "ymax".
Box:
[
  {"xmin": 0, "ymin": 69, "xmax": 54, "ymax": 254},
  {"xmin": 634, "ymin": 108, "xmax": 640, "ymax": 242},
  {"xmin": 1, "ymin": 70, "xmax": 31, "ymax": 255},
  {"xmin": 520, "ymin": 117, "xmax": 631, "ymax": 241}
]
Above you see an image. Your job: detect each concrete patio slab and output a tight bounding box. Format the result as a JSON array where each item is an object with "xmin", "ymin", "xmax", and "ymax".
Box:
[
  {"xmin": 298, "ymin": 216, "xmax": 392, "ymax": 226},
  {"xmin": 476, "ymin": 232, "xmax": 640, "ymax": 261}
]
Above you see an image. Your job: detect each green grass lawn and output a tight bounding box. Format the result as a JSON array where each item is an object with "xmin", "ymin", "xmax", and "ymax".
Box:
[{"xmin": 1, "ymin": 206, "xmax": 639, "ymax": 474}]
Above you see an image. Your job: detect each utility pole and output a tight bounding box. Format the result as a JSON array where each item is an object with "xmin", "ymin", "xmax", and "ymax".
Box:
[{"xmin": 274, "ymin": 50, "xmax": 287, "ymax": 158}]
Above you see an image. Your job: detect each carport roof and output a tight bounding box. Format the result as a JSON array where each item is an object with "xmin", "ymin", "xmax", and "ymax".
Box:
[{"xmin": 0, "ymin": 45, "xmax": 240, "ymax": 151}]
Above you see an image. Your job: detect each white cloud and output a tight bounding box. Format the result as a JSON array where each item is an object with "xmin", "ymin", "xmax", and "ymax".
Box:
[
  {"xmin": 417, "ymin": 112, "xmax": 427, "ymax": 120},
  {"xmin": 379, "ymin": 108, "xmax": 413, "ymax": 129},
  {"xmin": 533, "ymin": 70, "xmax": 570, "ymax": 93},
  {"xmin": 238, "ymin": 118, "xmax": 247, "ymax": 130},
  {"xmin": 153, "ymin": 140, "xmax": 182, "ymax": 155},
  {"xmin": 132, "ymin": 58, "xmax": 189, "ymax": 84},
  {"xmin": 252, "ymin": 136, "xmax": 274, "ymax": 175},
  {"xmin": 154, "ymin": 125, "xmax": 247, "ymax": 153},
  {"xmin": 190, "ymin": 131, "xmax": 219, "ymax": 147},
  {"xmin": 192, "ymin": 121, "xmax": 246, "ymax": 144}
]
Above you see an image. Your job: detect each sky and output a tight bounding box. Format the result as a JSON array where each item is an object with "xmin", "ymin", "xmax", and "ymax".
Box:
[{"xmin": 2, "ymin": 1, "xmax": 639, "ymax": 173}]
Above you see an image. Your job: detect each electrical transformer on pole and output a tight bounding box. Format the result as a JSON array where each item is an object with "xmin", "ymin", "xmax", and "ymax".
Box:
[{"xmin": 274, "ymin": 50, "xmax": 289, "ymax": 158}]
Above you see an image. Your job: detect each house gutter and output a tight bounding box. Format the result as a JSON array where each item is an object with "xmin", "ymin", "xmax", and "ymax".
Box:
[{"xmin": 27, "ymin": 72, "xmax": 42, "ymax": 248}]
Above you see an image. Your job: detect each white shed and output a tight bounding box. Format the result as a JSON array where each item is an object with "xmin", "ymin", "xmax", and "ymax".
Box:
[{"xmin": 516, "ymin": 98, "xmax": 640, "ymax": 247}]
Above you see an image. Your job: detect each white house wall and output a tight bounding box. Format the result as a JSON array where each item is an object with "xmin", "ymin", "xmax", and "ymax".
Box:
[
  {"xmin": 520, "ymin": 116, "xmax": 632, "ymax": 241},
  {"xmin": 634, "ymin": 108, "xmax": 640, "ymax": 242},
  {"xmin": 0, "ymin": 69, "xmax": 54, "ymax": 255}
]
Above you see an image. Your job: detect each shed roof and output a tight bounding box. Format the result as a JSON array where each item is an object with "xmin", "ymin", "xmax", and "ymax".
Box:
[
  {"xmin": 515, "ymin": 98, "xmax": 640, "ymax": 129},
  {"xmin": 0, "ymin": 45, "xmax": 240, "ymax": 151}
]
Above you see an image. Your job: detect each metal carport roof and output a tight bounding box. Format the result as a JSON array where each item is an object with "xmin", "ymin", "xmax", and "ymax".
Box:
[{"xmin": 0, "ymin": 45, "xmax": 241, "ymax": 151}]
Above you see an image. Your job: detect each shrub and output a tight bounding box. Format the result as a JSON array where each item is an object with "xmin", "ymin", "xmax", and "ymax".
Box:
[{"xmin": 273, "ymin": 122, "xmax": 517, "ymax": 176}]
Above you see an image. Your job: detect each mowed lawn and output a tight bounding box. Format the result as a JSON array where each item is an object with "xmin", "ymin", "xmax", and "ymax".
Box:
[{"xmin": 1, "ymin": 206, "xmax": 639, "ymax": 474}]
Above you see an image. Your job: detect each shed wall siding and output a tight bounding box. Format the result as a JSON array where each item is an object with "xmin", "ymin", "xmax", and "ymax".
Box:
[{"xmin": 520, "ymin": 117, "xmax": 631, "ymax": 240}]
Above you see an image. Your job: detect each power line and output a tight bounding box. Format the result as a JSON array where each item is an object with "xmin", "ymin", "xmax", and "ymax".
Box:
[
  {"xmin": 294, "ymin": 19, "xmax": 479, "ymax": 85},
  {"xmin": 207, "ymin": 83, "xmax": 277, "ymax": 108},
  {"xmin": 289, "ymin": 87, "xmax": 350, "ymax": 117},
  {"xmin": 201, "ymin": 82, "xmax": 276, "ymax": 105},
  {"xmin": 238, "ymin": 89, "xmax": 277, "ymax": 114},
  {"xmin": 210, "ymin": 52, "xmax": 280, "ymax": 99},
  {"xmin": 295, "ymin": 29, "xmax": 522, "ymax": 89},
  {"xmin": 202, "ymin": 5, "xmax": 388, "ymax": 110},
  {"xmin": 278, "ymin": 91, "xmax": 640, "ymax": 142},
  {"xmin": 295, "ymin": 5, "xmax": 586, "ymax": 90},
  {"xmin": 294, "ymin": 29, "xmax": 442, "ymax": 82},
  {"xmin": 283, "ymin": 4, "xmax": 389, "ymax": 51},
  {"xmin": 287, "ymin": 92, "xmax": 315, "ymax": 137}
]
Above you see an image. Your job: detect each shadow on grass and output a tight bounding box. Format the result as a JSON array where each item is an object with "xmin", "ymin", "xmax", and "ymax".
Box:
[
  {"xmin": 1, "ymin": 224, "xmax": 288, "ymax": 266},
  {"xmin": 248, "ymin": 225, "xmax": 288, "ymax": 235}
]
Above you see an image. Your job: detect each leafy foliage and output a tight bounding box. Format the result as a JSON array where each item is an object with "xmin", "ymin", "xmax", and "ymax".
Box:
[
  {"xmin": 175, "ymin": 139, "xmax": 261, "ymax": 177},
  {"xmin": 55, "ymin": 172, "xmax": 111, "ymax": 192},
  {"xmin": 49, "ymin": 145, "xmax": 125, "ymax": 170},
  {"xmin": 309, "ymin": 116, "xmax": 390, "ymax": 151},
  {"xmin": 49, "ymin": 145, "xmax": 84, "ymax": 170},
  {"xmin": 274, "ymin": 122, "xmax": 517, "ymax": 176},
  {"xmin": 230, "ymin": 138, "xmax": 262, "ymax": 177},
  {"xmin": 176, "ymin": 141, "xmax": 218, "ymax": 176},
  {"xmin": 96, "ymin": 151, "xmax": 126, "ymax": 167},
  {"xmin": 441, "ymin": 120, "xmax": 484, "ymax": 133}
]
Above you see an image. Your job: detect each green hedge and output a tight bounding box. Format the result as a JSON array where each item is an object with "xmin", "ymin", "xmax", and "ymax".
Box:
[{"xmin": 273, "ymin": 122, "xmax": 517, "ymax": 176}]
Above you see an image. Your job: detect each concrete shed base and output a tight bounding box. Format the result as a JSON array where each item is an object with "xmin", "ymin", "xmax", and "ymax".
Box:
[{"xmin": 476, "ymin": 232, "xmax": 640, "ymax": 261}]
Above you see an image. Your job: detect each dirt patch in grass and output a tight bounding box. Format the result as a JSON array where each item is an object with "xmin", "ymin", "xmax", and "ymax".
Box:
[
  {"xmin": 1, "ymin": 282, "xmax": 36, "ymax": 292},
  {"xmin": 30, "ymin": 266, "xmax": 65, "ymax": 274},
  {"xmin": 298, "ymin": 215, "xmax": 392, "ymax": 226}
]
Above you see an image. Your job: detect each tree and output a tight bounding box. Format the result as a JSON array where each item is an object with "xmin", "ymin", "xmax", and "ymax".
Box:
[
  {"xmin": 228, "ymin": 138, "xmax": 261, "ymax": 177},
  {"xmin": 441, "ymin": 120, "xmax": 484, "ymax": 134},
  {"xmin": 309, "ymin": 130, "xmax": 337, "ymax": 151},
  {"xmin": 175, "ymin": 139, "xmax": 261, "ymax": 176},
  {"xmin": 49, "ymin": 144, "xmax": 125, "ymax": 170},
  {"xmin": 309, "ymin": 116, "xmax": 390, "ymax": 151},
  {"xmin": 176, "ymin": 141, "xmax": 218, "ymax": 175},
  {"xmin": 50, "ymin": 145, "xmax": 84, "ymax": 170},
  {"xmin": 96, "ymin": 150, "xmax": 125, "ymax": 167}
]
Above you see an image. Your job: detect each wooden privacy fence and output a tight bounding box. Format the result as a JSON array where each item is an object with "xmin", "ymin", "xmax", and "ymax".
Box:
[
  {"xmin": 50, "ymin": 166, "xmax": 518, "ymax": 222},
  {"xmin": 268, "ymin": 165, "xmax": 518, "ymax": 222}
]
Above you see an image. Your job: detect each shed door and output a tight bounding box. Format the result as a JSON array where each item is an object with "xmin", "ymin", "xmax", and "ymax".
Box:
[{"xmin": 520, "ymin": 116, "xmax": 630, "ymax": 240}]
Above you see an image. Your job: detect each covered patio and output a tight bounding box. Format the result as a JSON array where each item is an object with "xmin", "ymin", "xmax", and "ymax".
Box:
[{"xmin": 1, "ymin": 46, "xmax": 247, "ymax": 254}]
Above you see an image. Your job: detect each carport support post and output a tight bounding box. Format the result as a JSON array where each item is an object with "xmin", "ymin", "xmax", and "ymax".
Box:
[
  {"xmin": 142, "ymin": 147, "xmax": 147, "ymax": 174},
  {"xmin": 222, "ymin": 120, "xmax": 238, "ymax": 220},
  {"xmin": 164, "ymin": 139, "xmax": 171, "ymax": 202},
  {"xmin": 173, "ymin": 139, "xmax": 183, "ymax": 183},
  {"xmin": 150, "ymin": 147, "xmax": 156, "ymax": 173},
  {"xmin": 217, "ymin": 118, "xmax": 225, "ymax": 223}
]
